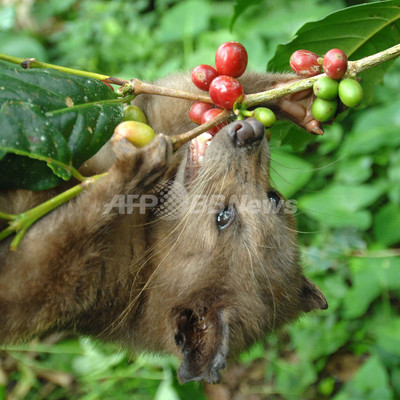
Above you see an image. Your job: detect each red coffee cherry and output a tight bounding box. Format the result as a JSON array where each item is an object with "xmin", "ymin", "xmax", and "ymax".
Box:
[
  {"xmin": 215, "ymin": 41, "xmax": 248, "ymax": 78},
  {"xmin": 209, "ymin": 76, "xmax": 244, "ymax": 110},
  {"xmin": 289, "ymin": 50, "xmax": 322, "ymax": 77},
  {"xmin": 188, "ymin": 101, "xmax": 214, "ymax": 125},
  {"xmin": 191, "ymin": 64, "xmax": 219, "ymax": 91},
  {"xmin": 323, "ymin": 49, "xmax": 348, "ymax": 80},
  {"xmin": 201, "ymin": 108, "xmax": 229, "ymax": 135}
]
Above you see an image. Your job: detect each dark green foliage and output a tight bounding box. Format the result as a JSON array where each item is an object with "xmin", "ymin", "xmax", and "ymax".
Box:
[{"xmin": 0, "ymin": 61, "xmax": 123, "ymax": 190}]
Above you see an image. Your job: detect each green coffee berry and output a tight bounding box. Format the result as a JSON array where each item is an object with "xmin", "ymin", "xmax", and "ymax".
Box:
[
  {"xmin": 122, "ymin": 105, "xmax": 148, "ymax": 124},
  {"xmin": 338, "ymin": 79, "xmax": 363, "ymax": 108},
  {"xmin": 311, "ymin": 98, "xmax": 337, "ymax": 122},
  {"xmin": 114, "ymin": 121, "xmax": 155, "ymax": 147},
  {"xmin": 313, "ymin": 76, "xmax": 339, "ymax": 100},
  {"xmin": 253, "ymin": 107, "xmax": 276, "ymax": 127}
]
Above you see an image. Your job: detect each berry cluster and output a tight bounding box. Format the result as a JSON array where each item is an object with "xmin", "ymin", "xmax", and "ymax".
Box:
[
  {"xmin": 189, "ymin": 41, "xmax": 247, "ymax": 134},
  {"xmin": 189, "ymin": 41, "xmax": 276, "ymax": 135},
  {"xmin": 290, "ymin": 48, "xmax": 363, "ymax": 122}
]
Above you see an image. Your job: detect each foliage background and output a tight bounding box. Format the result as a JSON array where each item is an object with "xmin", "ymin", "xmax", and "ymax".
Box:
[{"xmin": 0, "ymin": 0, "xmax": 399, "ymax": 399}]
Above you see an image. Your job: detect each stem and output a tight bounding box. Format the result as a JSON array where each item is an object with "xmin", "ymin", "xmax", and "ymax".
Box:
[
  {"xmin": 1, "ymin": 173, "xmax": 107, "ymax": 251},
  {"xmin": 245, "ymin": 78, "xmax": 318, "ymax": 108},
  {"xmin": 171, "ymin": 110, "xmax": 232, "ymax": 150},
  {"xmin": 348, "ymin": 43, "xmax": 400, "ymax": 75},
  {"xmin": 0, "ymin": 53, "xmax": 111, "ymax": 81},
  {"xmin": 124, "ymin": 79, "xmax": 213, "ymax": 104},
  {"xmin": 0, "ymin": 211, "xmax": 15, "ymax": 221}
]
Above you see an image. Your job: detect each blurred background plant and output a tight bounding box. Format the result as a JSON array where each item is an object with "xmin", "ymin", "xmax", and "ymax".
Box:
[{"xmin": 0, "ymin": 0, "xmax": 399, "ymax": 399}]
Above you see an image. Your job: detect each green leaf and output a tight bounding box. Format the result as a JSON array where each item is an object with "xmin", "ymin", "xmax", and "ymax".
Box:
[
  {"xmin": 155, "ymin": 0, "xmax": 210, "ymax": 43},
  {"xmin": 46, "ymin": 100, "xmax": 123, "ymax": 167},
  {"xmin": 230, "ymin": 0, "xmax": 263, "ymax": 30},
  {"xmin": 340, "ymin": 99, "xmax": 400, "ymax": 156},
  {"xmin": 374, "ymin": 203, "xmax": 400, "ymax": 246},
  {"xmin": 340, "ymin": 356, "xmax": 391, "ymax": 400},
  {"xmin": 155, "ymin": 380, "xmax": 180, "ymax": 400},
  {"xmin": 0, "ymin": 101, "xmax": 72, "ymax": 189},
  {"xmin": 270, "ymin": 148, "xmax": 314, "ymax": 197},
  {"xmin": 335, "ymin": 156, "xmax": 373, "ymax": 185},
  {"xmin": 268, "ymin": 1, "xmax": 400, "ymax": 103},
  {"xmin": 374, "ymin": 317, "xmax": 400, "ymax": 358},
  {"xmin": 297, "ymin": 183, "xmax": 385, "ymax": 229},
  {"xmin": 343, "ymin": 257, "xmax": 400, "ymax": 319},
  {"xmin": 274, "ymin": 359, "xmax": 317, "ymax": 398},
  {"xmin": 0, "ymin": 60, "xmax": 123, "ymax": 190}
]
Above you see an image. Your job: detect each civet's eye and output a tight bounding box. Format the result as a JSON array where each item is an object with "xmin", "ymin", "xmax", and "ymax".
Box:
[
  {"xmin": 267, "ymin": 190, "xmax": 281, "ymax": 207},
  {"xmin": 216, "ymin": 206, "xmax": 235, "ymax": 230}
]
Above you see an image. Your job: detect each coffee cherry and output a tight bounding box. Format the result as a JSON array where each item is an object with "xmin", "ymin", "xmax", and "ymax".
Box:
[
  {"xmin": 289, "ymin": 50, "xmax": 322, "ymax": 77},
  {"xmin": 215, "ymin": 41, "xmax": 248, "ymax": 78},
  {"xmin": 201, "ymin": 108, "xmax": 229, "ymax": 135},
  {"xmin": 209, "ymin": 76, "xmax": 244, "ymax": 110},
  {"xmin": 253, "ymin": 107, "xmax": 276, "ymax": 127},
  {"xmin": 338, "ymin": 78, "xmax": 363, "ymax": 107},
  {"xmin": 311, "ymin": 98, "xmax": 337, "ymax": 122},
  {"xmin": 323, "ymin": 49, "xmax": 348, "ymax": 80},
  {"xmin": 114, "ymin": 121, "xmax": 155, "ymax": 147},
  {"xmin": 189, "ymin": 101, "xmax": 214, "ymax": 125},
  {"xmin": 313, "ymin": 76, "xmax": 339, "ymax": 100},
  {"xmin": 122, "ymin": 105, "xmax": 148, "ymax": 124},
  {"xmin": 191, "ymin": 64, "xmax": 219, "ymax": 91}
]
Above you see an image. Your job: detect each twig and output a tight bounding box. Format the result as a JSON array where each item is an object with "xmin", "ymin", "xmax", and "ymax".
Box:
[
  {"xmin": 0, "ymin": 174, "xmax": 106, "ymax": 250},
  {"xmin": 0, "ymin": 54, "xmax": 110, "ymax": 81},
  {"xmin": 171, "ymin": 110, "xmax": 232, "ymax": 150},
  {"xmin": 348, "ymin": 43, "xmax": 400, "ymax": 74},
  {"xmin": 120, "ymin": 79, "xmax": 213, "ymax": 103}
]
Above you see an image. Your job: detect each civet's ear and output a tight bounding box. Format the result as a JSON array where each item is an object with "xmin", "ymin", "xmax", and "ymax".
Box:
[
  {"xmin": 300, "ymin": 276, "xmax": 328, "ymax": 312},
  {"xmin": 174, "ymin": 307, "xmax": 229, "ymax": 384}
]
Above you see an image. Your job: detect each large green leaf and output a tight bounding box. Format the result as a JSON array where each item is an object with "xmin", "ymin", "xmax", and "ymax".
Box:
[
  {"xmin": 0, "ymin": 60, "xmax": 123, "ymax": 190},
  {"xmin": 270, "ymin": 148, "xmax": 313, "ymax": 198},
  {"xmin": 297, "ymin": 183, "xmax": 386, "ymax": 229}
]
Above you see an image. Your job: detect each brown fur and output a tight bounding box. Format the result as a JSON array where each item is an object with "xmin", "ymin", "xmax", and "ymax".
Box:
[{"xmin": 0, "ymin": 72, "xmax": 327, "ymax": 383}]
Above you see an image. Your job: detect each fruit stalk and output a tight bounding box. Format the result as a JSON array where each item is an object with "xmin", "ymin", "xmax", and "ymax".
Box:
[{"xmin": 171, "ymin": 110, "xmax": 231, "ymax": 151}]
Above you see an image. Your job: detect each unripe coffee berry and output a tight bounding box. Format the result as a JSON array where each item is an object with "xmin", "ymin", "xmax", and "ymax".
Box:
[
  {"xmin": 122, "ymin": 105, "xmax": 148, "ymax": 124},
  {"xmin": 338, "ymin": 79, "xmax": 363, "ymax": 107},
  {"xmin": 313, "ymin": 76, "xmax": 339, "ymax": 100},
  {"xmin": 253, "ymin": 107, "xmax": 276, "ymax": 127},
  {"xmin": 114, "ymin": 121, "xmax": 155, "ymax": 147},
  {"xmin": 311, "ymin": 98, "xmax": 338, "ymax": 122}
]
